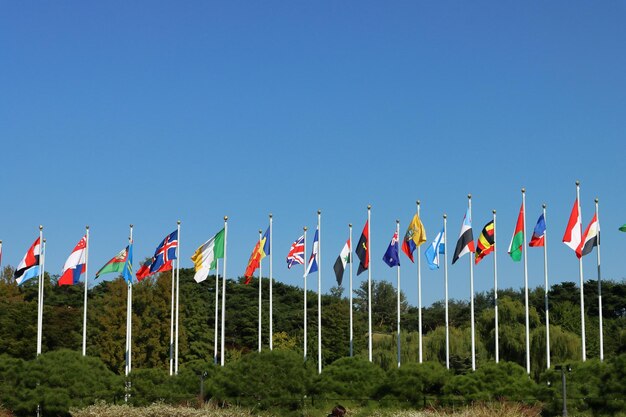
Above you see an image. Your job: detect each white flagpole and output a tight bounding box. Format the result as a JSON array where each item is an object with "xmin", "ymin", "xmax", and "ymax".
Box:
[
  {"xmin": 82, "ymin": 226, "xmax": 90, "ymax": 356},
  {"xmin": 169, "ymin": 266, "xmax": 175, "ymax": 375},
  {"xmin": 543, "ymin": 204, "xmax": 550, "ymax": 369},
  {"xmin": 349, "ymin": 223, "xmax": 353, "ymax": 357},
  {"xmin": 269, "ymin": 214, "xmax": 273, "ymax": 350},
  {"xmin": 214, "ymin": 259, "xmax": 220, "ymax": 365},
  {"xmin": 468, "ymin": 195, "xmax": 476, "ymax": 371},
  {"xmin": 175, "ymin": 220, "xmax": 181, "ymax": 374},
  {"xmin": 522, "ymin": 189, "xmax": 531, "ymax": 374},
  {"xmin": 493, "ymin": 210, "xmax": 499, "ymax": 364},
  {"xmin": 443, "ymin": 215, "xmax": 449, "ymax": 370},
  {"xmin": 577, "ymin": 181, "xmax": 586, "ymax": 361},
  {"xmin": 258, "ymin": 229, "xmax": 263, "ymax": 352},
  {"xmin": 303, "ymin": 226, "xmax": 308, "ymax": 361},
  {"xmin": 126, "ymin": 224, "xmax": 133, "ymax": 377},
  {"xmin": 596, "ymin": 198, "xmax": 604, "ymax": 361},
  {"xmin": 417, "ymin": 201, "xmax": 423, "ymax": 364},
  {"xmin": 221, "ymin": 216, "xmax": 228, "ymax": 366},
  {"xmin": 368, "ymin": 205, "xmax": 373, "ymax": 362},
  {"xmin": 37, "ymin": 225, "xmax": 44, "ymax": 356},
  {"xmin": 396, "ymin": 220, "xmax": 401, "ymax": 368},
  {"xmin": 317, "ymin": 210, "xmax": 322, "ymax": 374}
]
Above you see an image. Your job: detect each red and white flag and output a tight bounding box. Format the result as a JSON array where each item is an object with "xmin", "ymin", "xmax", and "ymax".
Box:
[
  {"xmin": 562, "ymin": 199, "xmax": 582, "ymax": 253},
  {"xmin": 576, "ymin": 214, "xmax": 599, "ymax": 259},
  {"xmin": 59, "ymin": 235, "xmax": 87, "ymax": 286}
]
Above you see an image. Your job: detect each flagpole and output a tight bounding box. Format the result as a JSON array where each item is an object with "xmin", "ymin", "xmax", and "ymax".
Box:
[
  {"xmin": 522, "ymin": 189, "xmax": 531, "ymax": 374},
  {"xmin": 492, "ymin": 210, "xmax": 499, "ymax": 364},
  {"xmin": 168, "ymin": 266, "xmax": 174, "ymax": 375},
  {"xmin": 37, "ymin": 225, "xmax": 44, "ymax": 356},
  {"xmin": 175, "ymin": 220, "xmax": 181, "ymax": 374},
  {"xmin": 368, "ymin": 204, "xmax": 373, "ymax": 362},
  {"xmin": 269, "ymin": 213, "xmax": 274, "ymax": 351},
  {"xmin": 577, "ymin": 181, "xmax": 586, "ymax": 361},
  {"xmin": 303, "ymin": 226, "xmax": 308, "ymax": 361},
  {"xmin": 258, "ymin": 229, "xmax": 263, "ymax": 353},
  {"xmin": 596, "ymin": 198, "xmax": 604, "ymax": 361},
  {"xmin": 417, "ymin": 201, "xmax": 423, "ymax": 363},
  {"xmin": 82, "ymin": 226, "xmax": 90, "ymax": 357},
  {"xmin": 349, "ymin": 223, "xmax": 353, "ymax": 357},
  {"xmin": 543, "ymin": 204, "xmax": 550, "ymax": 369},
  {"xmin": 317, "ymin": 209, "xmax": 322, "ymax": 374},
  {"xmin": 221, "ymin": 216, "xmax": 228, "ymax": 366},
  {"xmin": 468, "ymin": 195, "xmax": 476, "ymax": 371},
  {"xmin": 396, "ymin": 220, "xmax": 401, "ymax": 368},
  {"xmin": 214, "ymin": 259, "xmax": 220, "ymax": 365},
  {"xmin": 126, "ymin": 224, "xmax": 133, "ymax": 377},
  {"xmin": 443, "ymin": 215, "xmax": 449, "ymax": 370}
]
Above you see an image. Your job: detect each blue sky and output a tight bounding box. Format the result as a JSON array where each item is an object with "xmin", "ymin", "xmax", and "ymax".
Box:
[{"xmin": 1, "ymin": 1, "xmax": 625, "ymax": 307}]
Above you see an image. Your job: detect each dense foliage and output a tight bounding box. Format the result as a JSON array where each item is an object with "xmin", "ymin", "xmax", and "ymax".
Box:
[{"xmin": 1, "ymin": 265, "xmax": 626, "ymax": 416}]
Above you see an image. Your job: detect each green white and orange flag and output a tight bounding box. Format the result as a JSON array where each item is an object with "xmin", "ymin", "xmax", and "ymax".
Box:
[{"xmin": 508, "ymin": 204, "xmax": 525, "ymax": 262}]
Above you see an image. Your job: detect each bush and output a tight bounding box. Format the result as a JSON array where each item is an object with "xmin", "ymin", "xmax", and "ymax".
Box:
[
  {"xmin": 376, "ymin": 361, "xmax": 450, "ymax": 407},
  {"xmin": 314, "ymin": 356, "xmax": 386, "ymax": 401}
]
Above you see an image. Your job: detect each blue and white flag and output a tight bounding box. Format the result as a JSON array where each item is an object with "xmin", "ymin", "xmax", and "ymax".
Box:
[
  {"xmin": 304, "ymin": 229, "xmax": 319, "ymax": 277},
  {"xmin": 383, "ymin": 230, "xmax": 400, "ymax": 268},
  {"xmin": 425, "ymin": 228, "xmax": 445, "ymax": 270}
]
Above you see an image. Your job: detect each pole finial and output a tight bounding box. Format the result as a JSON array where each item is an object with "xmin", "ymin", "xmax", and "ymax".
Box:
[
  {"xmin": 416, "ymin": 200, "xmax": 420, "ymax": 205},
  {"xmin": 543, "ymin": 203, "xmax": 547, "ymax": 209},
  {"xmin": 224, "ymin": 215, "xmax": 228, "ymax": 221},
  {"xmin": 86, "ymin": 225, "xmax": 90, "ymax": 230},
  {"xmin": 259, "ymin": 229, "xmax": 262, "ymax": 234},
  {"xmin": 303, "ymin": 226, "xmax": 308, "ymax": 231},
  {"xmin": 177, "ymin": 220, "xmax": 181, "ymax": 225},
  {"xmin": 492, "ymin": 209, "xmax": 496, "ymax": 214},
  {"xmin": 39, "ymin": 225, "xmax": 43, "ymax": 231},
  {"xmin": 317, "ymin": 209, "xmax": 321, "ymax": 215},
  {"xmin": 443, "ymin": 214, "xmax": 447, "ymax": 219},
  {"xmin": 467, "ymin": 194, "xmax": 472, "ymax": 199},
  {"xmin": 130, "ymin": 224, "xmax": 134, "ymax": 228},
  {"xmin": 576, "ymin": 180, "xmax": 580, "ymax": 186},
  {"xmin": 349, "ymin": 223, "xmax": 352, "ymax": 228},
  {"xmin": 396, "ymin": 219, "xmax": 399, "ymax": 224},
  {"xmin": 269, "ymin": 213, "xmax": 273, "ymax": 219},
  {"xmin": 595, "ymin": 197, "xmax": 599, "ymax": 203},
  {"xmin": 367, "ymin": 204, "xmax": 371, "ymax": 210},
  {"xmin": 43, "ymin": 238, "xmax": 46, "ymax": 243},
  {"xmin": 521, "ymin": 187, "xmax": 526, "ymax": 193}
]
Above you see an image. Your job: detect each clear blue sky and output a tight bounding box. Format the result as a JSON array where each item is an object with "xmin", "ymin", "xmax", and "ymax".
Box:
[{"xmin": 1, "ymin": 1, "xmax": 625, "ymax": 307}]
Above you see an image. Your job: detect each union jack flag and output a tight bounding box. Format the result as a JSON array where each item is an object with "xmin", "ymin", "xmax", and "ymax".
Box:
[
  {"xmin": 148, "ymin": 229, "xmax": 178, "ymax": 274},
  {"xmin": 286, "ymin": 234, "xmax": 305, "ymax": 269}
]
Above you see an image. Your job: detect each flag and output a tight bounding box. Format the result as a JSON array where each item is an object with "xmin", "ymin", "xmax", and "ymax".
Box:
[
  {"xmin": 529, "ymin": 214, "xmax": 546, "ymax": 247},
  {"xmin": 147, "ymin": 230, "xmax": 178, "ymax": 274},
  {"xmin": 14, "ymin": 237, "xmax": 41, "ymax": 285},
  {"xmin": 452, "ymin": 208, "xmax": 475, "ymax": 265},
  {"xmin": 333, "ymin": 239, "xmax": 351, "ymax": 286},
  {"xmin": 191, "ymin": 228, "xmax": 225, "ymax": 283},
  {"xmin": 475, "ymin": 221, "xmax": 495, "ymax": 265},
  {"xmin": 562, "ymin": 199, "xmax": 582, "ymax": 252},
  {"xmin": 619, "ymin": 224, "xmax": 626, "ymax": 232},
  {"xmin": 356, "ymin": 221, "xmax": 369, "ymax": 275},
  {"xmin": 95, "ymin": 246, "xmax": 130, "ymax": 279},
  {"xmin": 260, "ymin": 227, "xmax": 270, "ymax": 260},
  {"xmin": 576, "ymin": 214, "xmax": 599, "ymax": 258},
  {"xmin": 424, "ymin": 228, "xmax": 445, "ymax": 270},
  {"xmin": 401, "ymin": 213, "xmax": 427, "ymax": 262},
  {"xmin": 135, "ymin": 258, "xmax": 153, "ymax": 281},
  {"xmin": 243, "ymin": 228, "xmax": 269, "ymax": 284},
  {"xmin": 508, "ymin": 204, "xmax": 525, "ymax": 262},
  {"xmin": 59, "ymin": 235, "xmax": 87, "ymax": 286},
  {"xmin": 304, "ymin": 229, "xmax": 319, "ymax": 277},
  {"xmin": 383, "ymin": 230, "xmax": 400, "ymax": 268},
  {"xmin": 122, "ymin": 244, "xmax": 133, "ymax": 283},
  {"xmin": 286, "ymin": 235, "xmax": 305, "ymax": 269}
]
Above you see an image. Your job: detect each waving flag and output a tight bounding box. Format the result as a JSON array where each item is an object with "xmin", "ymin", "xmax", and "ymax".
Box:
[
  {"xmin": 136, "ymin": 259, "xmax": 153, "ymax": 281},
  {"xmin": 452, "ymin": 209, "xmax": 475, "ymax": 265},
  {"xmin": 147, "ymin": 230, "xmax": 178, "ymax": 274},
  {"xmin": 304, "ymin": 229, "xmax": 319, "ymax": 277},
  {"xmin": 191, "ymin": 228, "xmax": 225, "ymax": 283},
  {"xmin": 383, "ymin": 230, "xmax": 400, "ymax": 268},
  {"xmin": 333, "ymin": 239, "xmax": 351, "ymax": 286},
  {"xmin": 95, "ymin": 246, "xmax": 130, "ymax": 280},
  {"xmin": 356, "ymin": 221, "xmax": 369, "ymax": 275},
  {"xmin": 59, "ymin": 235, "xmax": 87, "ymax": 286},
  {"xmin": 244, "ymin": 227, "xmax": 269, "ymax": 284},
  {"xmin": 562, "ymin": 199, "xmax": 582, "ymax": 253},
  {"xmin": 14, "ymin": 237, "xmax": 41, "ymax": 285},
  {"xmin": 576, "ymin": 214, "xmax": 599, "ymax": 258},
  {"xmin": 508, "ymin": 204, "xmax": 525, "ymax": 262},
  {"xmin": 287, "ymin": 235, "xmax": 305, "ymax": 269},
  {"xmin": 425, "ymin": 228, "xmax": 445, "ymax": 270},
  {"xmin": 529, "ymin": 214, "xmax": 546, "ymax": 247},
  {"xmin": 475, "ymin": 221, "xmax": 495, "ymax": 264},
  {"xmin": 401, "ymin": 213, "xmax": 427, "ymax": 262}
]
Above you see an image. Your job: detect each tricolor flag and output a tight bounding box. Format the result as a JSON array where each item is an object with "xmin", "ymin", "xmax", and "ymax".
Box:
[
  {"xmin": 147, "ymin": 230, "xmax": 178, "ymax": 274},
  {"xmin": 191, "ymin": 228, "xmax": 225, "ymax": 283},
  {"xmin": 355, "ymin": 221, "xmax": 369, "ymax": 275},
  {"xmin": 14, "ymin": 237, "xmax": 41, "ymax": 285},
  {"xmin": 475, "ymin": 221, "xmax": 495, "ymax": 265},
  {"xmin": 424, "ymin": 228, "xmax": 445, "ymax": 270},
  {"xmin": 286, "ymin": 235, "xmax": 305, "ymax": 269},
  {"xmin": 508, "ymin": 204, "xmax": 525, "ymax": 262},
  {"xmin": 95, "ymin": 246, "xmax": 131, "ymax": 282},
  {"xmin": 383, "ymin": 230, "xmax": 400, "ymax": 268},
  {"xmin": 333, "ymin": 239, "xmax": 350, "ymax": 286},
  {"xmin": 576, "ymin": 214, "xmax": 599, "ymax": 259},
  {"xmin": 562, "ymin": 199, "xmax": 582, "ymax": 253},
  {"xmin": 452, "ymin": 209, "xmax": 475, "ymax": 265},
  {"xmin": 529, "ymin": 214, "xmax": 546, "ymax": 247},
  {"xmin": 401, "ymin": 213, "xmax": 427, "ymax": 262},
  {"xmin": 244, "ymin": 227, "xmax": 269, "ymax": 284},
  {"xmin": 59, "ymin": 235, "xmax": 87, "ymax": 286},
  {"xmin": 304, "ymin": 229, "xmax": 319, "ymax": 277}
]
